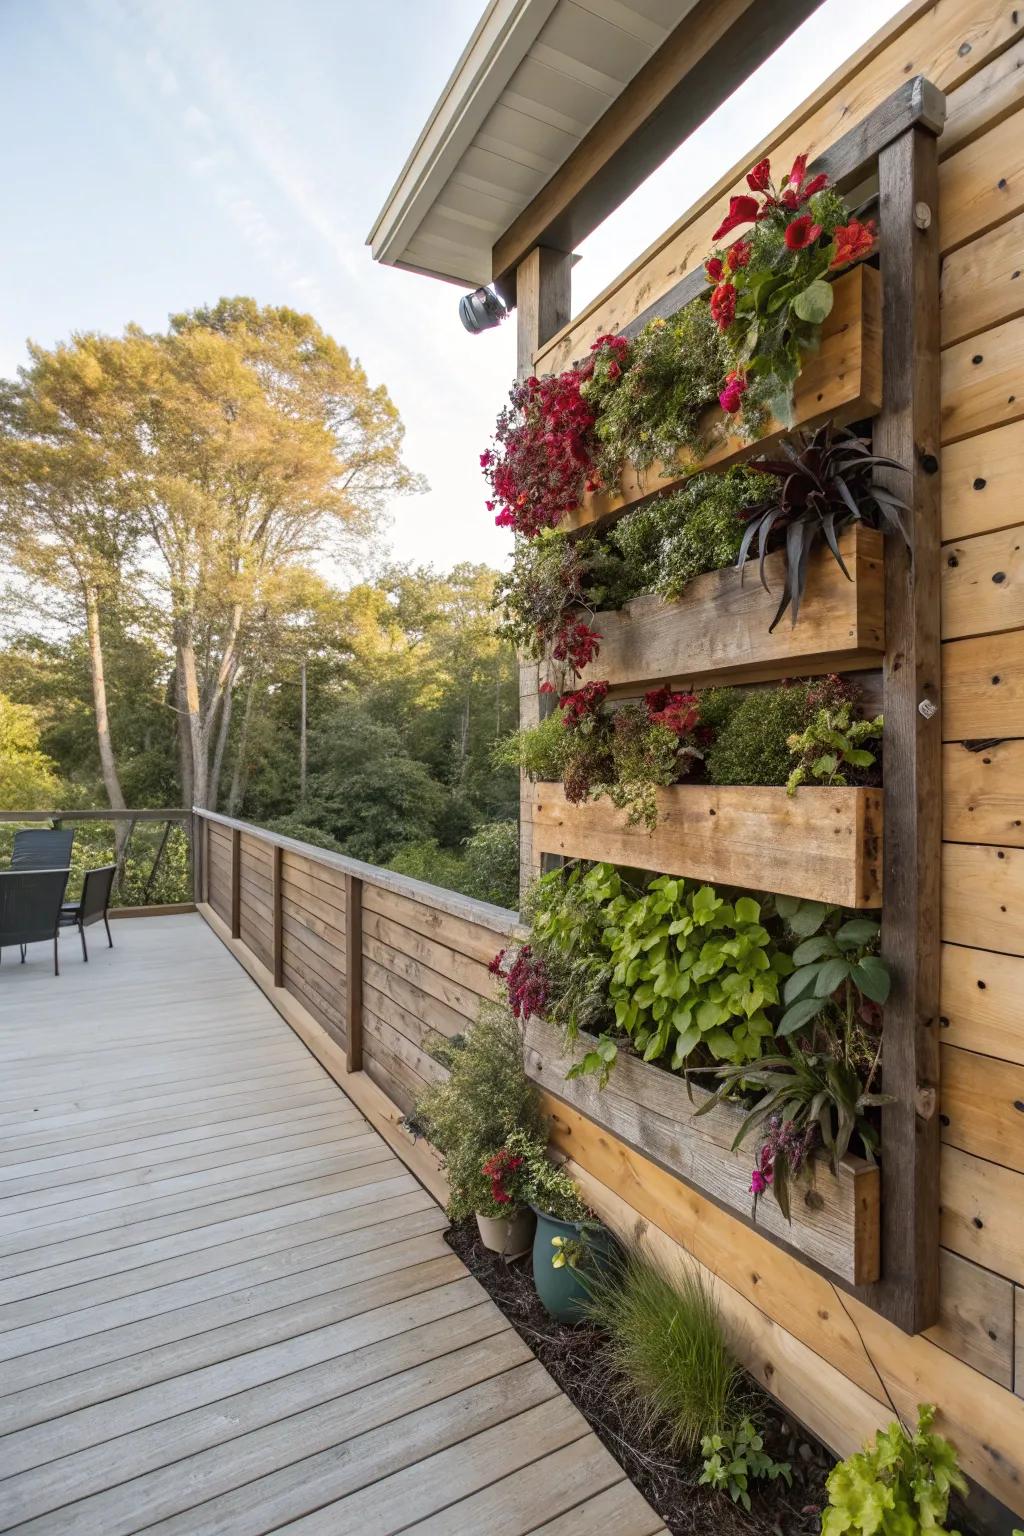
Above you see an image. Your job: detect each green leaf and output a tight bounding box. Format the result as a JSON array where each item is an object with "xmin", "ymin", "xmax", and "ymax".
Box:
[
  {"xmin": 778, "ymin": 995, "xmax": 824, "ymax": 1037},
  {"xmin": 792, "ymin": 278, "xmax": 834, "ymax": 324},
  {"xmin": 835, "ymin": 918, "xmax": 880, "ymax": 948},
  {"xmin": 792, "ymin": 935, "xmax": 837, "ymax": 966},
  {"xmin": 787, "ymin": 900, "xmax": 829, "ymax": 937},
  {"xmin": 854, "ymin": 954, "xmax": 892, "ymax": 1004},
  {"xmin": 734, "ymin": 896, "xmax": 760, "ymax": 925},
  {"xmin": 814, "ymin": 956, "xmax": 851, "ymax": 997}
]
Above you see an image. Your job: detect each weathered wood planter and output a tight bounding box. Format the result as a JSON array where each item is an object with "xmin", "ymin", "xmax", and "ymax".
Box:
[
  {"xmin": 528, "ymin": 781, "xmax": 883, "ymax": 908},
  {"xmin": 524, "ymin": 1014, "xmax": 880, "ymax": 1286},
  {"xmin": 564, "ymin": 264, "xmax": 883, "ymax": 535},
  {"xmin": 576, "ymin": 525, "xmax": 885, "ymax": 693}
]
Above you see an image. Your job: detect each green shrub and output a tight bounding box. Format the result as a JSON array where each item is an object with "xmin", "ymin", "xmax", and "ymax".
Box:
[
  {"xmin": 704, "ymin": 682, "xmax": 814, "ymax": 786},
  {"xmin": 821, "ymin": 1404, "xmax": 967, "ymax": 1536},
  {"xmin": 413, "ymin": 1001, "xmax": 546, "ymax": 1223},
  {"xmin": 493, "ymin": 713, "xmax": 567, "ymax": 781},
  {"xmin": 611, "ymin": 467, "xmax": 761, "ymax": 599},
  {"xmin": 582, "ymin": 1252, "xmax": 740, "ymax": 1453},
  {"xmin": 459, "ymin": 820, "xmax": 519, "ymax": 909},
  {"xmin": 504, "ymin": 1127, "xmax": 588, "ymax": 1221},
  {"xmin": 386, "ymin": 837, "xmax": 466, "ymax": 892}
]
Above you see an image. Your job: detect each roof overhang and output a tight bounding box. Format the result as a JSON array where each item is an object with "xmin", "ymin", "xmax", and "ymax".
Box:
[{"xmin": 369, "ymin": 0, "xmax": 826, "ymax": 300}]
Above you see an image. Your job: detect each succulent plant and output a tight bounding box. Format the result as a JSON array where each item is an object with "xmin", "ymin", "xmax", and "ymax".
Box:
[{"xmin": 737, "ymin": 422, "xmax": 909, "ymax": 629}]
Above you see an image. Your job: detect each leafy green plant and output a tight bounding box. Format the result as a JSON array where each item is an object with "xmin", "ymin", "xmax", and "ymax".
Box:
[
  {"xmin": 602, "ymin": 877, "xmax": 792, "ymax": 1073},
  {"xmin": 703, "ymin": 681, "xmax": 819, "ymax": 787},
  {"xmin": 504, "ymin": 1127, "xmax": 588, "ymax": 1221},
  {"xmin": 493, "ymin": 713, "xmax": 569, "ymax": 782},
  {"xmin": 591, "ymin": 301, "xmax": 727, "ymax": 477},
  {"xmin": 821, "ymin": 1405, "xmax": 967, "ymax": 1535},
  {"xmin": 609, "ymin": 467, "xmax": 763, "ymax": 600},
  {"xmin": 413, "ymin": 1001, "xmax": 546, "ymax": 1222},
  {"xmin": 699, "ymin": 1417, "xmax": 792, "ymax": 1511},
  {"xmin": 786, "ymin": 701, "xmax": 883, "ymax": 794},
  {"xmin": 738, "ymin": 424, "xmax": 909, "ymax": 629},
  {"xmin": 581, "ymin": 1252, "xmax": 740, "ymax": 1453},
  {"xmin": 525, "ymin": 862, "xmax": 624, "ymax": 1044},
  {"xmin": 777, "ymin": 900, "xmax": 890, "ymax": 1037}
]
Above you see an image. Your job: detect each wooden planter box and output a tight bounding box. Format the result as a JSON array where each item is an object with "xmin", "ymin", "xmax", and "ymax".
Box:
[
  {"xmin": 575, "ymin": 525, "xmax": 884, "ymax": 693},
  {"xmin": 564, "ymin": 264, "xmax": 882, "ymax": 536},
  {"xmin": 524, "ymin": 1014, "xmax": 880, "ymax": 1286},
  {"xmin": 528, "ymin": 781, "xmax": 883, "ymax": 908}
]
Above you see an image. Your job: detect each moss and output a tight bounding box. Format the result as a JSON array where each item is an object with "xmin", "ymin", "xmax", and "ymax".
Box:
[{"xmin": 704, "ymin": 683, "xmax": 815, "ymax": 787}]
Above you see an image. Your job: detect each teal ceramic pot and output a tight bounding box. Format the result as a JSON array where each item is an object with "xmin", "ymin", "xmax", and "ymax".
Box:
[{"xmin": 530, "ymin": 1208, "xmax": 614, "ymax": 1323}]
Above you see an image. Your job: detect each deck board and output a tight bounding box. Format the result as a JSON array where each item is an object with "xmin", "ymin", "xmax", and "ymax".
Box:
[{"xmin": 0, "ymin": 913, "xmax": 663, "ymax": 1535}]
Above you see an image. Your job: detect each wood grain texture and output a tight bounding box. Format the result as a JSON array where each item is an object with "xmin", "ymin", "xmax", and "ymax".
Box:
[
  {"xmin": 941, "ymin": 313, "xmax": 1024, "ymax": 443},
  {"xmin": 941, "ymin": 1043, "xmax": 1024, "ymax": 1171},
  {"xmin": 939, "ymin": 102, "xmax": 1024, "ymax": 253},
  {"xmin": 941, "ymin": 522, "xmax": 1024, "ymax": 638},
  {"xmin": 562, "ymin": 266, "xmax": 882, "ymax": 536},
  {"xmin": 941, "ymin": 840, "xmax": 1024, "ymax": 952},
  {"xmin": 941, "ymin": 1142, "xmax": 1024, "ymax": 1285},
  {"xmin": 576, "ymin": 526, "xmax": 885, "ymax": 693},
  {"xmin": 943, "ymin": 627, "xmax": 1024, "ymax": 737},
  {"xmin": 344, "ymin": 874, "xmax": 362, "ymax": 1072},
  {"xmin": 528, "ymin": 780, "xmax": 884, "ymax": 908},
  {"xmin": 927, "ymin": 1250, "xmax": 1015, "ymax": 1386},
  {"xmin": 942, "ymin": 419, "xmax": 1024, "ymax": 540},
  {"xmin": 943, "ymin": 738, "xmax": 1024, "ymax": 844},
  {"xmin": 525, "ymin": 1016, "xmax": 879, "ymax": 1285},
  {"xmin": 941, "ymin": 207, "xmax": 1024, "ymax": 344},
  {"xmin": 941, "ymin": 941, "xmax": 1024, "ymax": 1062}
]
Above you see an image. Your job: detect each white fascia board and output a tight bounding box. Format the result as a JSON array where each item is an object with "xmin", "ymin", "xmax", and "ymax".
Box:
[{"xmin": 367, "ymin": 0, "xmax": 559, "ymax": 276}]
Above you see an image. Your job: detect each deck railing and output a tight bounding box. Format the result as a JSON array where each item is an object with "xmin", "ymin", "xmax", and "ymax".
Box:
[{"xmin": 0, "ymin": 808, "xmax": 195, "ymax": 912}]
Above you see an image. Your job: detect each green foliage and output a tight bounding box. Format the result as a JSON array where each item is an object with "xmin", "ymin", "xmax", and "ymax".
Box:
[
  {"xmin": 786, "ymin": 702, "xmax": 883, "ymax": 794},
  {"xmin": 525, "ymin": 862, "xmax": 622, "ymax": 1044},
  {"xmin": 413, "ymin": 1002, "xmax": 546, "ymax": 1223},
  {"xmin": 390, "ymin": 821, "xmax": 519, "ymax": 910},
  {"xmin": 604, "ymin": 877, "xmax": 792, "ymax": 1072},
  {"xmin": 610, "ymin": 467, "xmax": 762, "ymax": 600},
  {"xmin": 821, "ymin": 1405, "xmax": 967, "ymax": 1536},
  {"xmin": 0, "ymin": 693, "xmax": 59, "ymax": 809},
  {"xmin": 582, "ymin": 1252, "xmax": 740, "ymax": 1453},
  {"xmin": 704, "ymin": 682, "xmax": 815, "ymax": 787},
  {"xmin": 493, "ymin": 713, "xmax": 567, "ymax": 782},
  {"xmin": 699, "ymin": 1418, "xmax": 792, "ymax": 1511},
  {"xmin": 778, "ymin": 901, "xmax": 890, "ymax": 1035},
  {"xmin": 503, "ymin": 1126, "xmax": 588, "ymax": 1221},
  {"xmin": 593, "ymin": 303, "xmax": 727, "ymax": 476},
  {"xmin": 602, "ymin": 705, "xmax": 697, "ymax": 831}
]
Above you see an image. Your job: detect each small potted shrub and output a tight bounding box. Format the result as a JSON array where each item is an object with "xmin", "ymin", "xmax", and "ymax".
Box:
[
  {"xmin": 502, "ymin": 1129, "xmax": 611, "ymax": 1323},
  {"xmin": 412, "ymin": 1001, "xmax": 547, "ymax": 1256}
]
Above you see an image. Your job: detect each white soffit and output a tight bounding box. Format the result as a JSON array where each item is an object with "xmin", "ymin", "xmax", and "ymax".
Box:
[{"xmin": 368, "ymin": 0, "xmax": 697, "ymax": 287}]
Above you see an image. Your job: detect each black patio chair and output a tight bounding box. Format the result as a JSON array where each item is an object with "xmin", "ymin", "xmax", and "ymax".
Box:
[
  {"xmin": 0, "ymin": 869, "xmax": 71, "ymax": 976},
  {"xmin": 59, "ymin": 864, "xmax": 116, "ymax": 962},
  {"xmin": 10, "ymin": 828, "xmax": 75, "ymax": 871}
]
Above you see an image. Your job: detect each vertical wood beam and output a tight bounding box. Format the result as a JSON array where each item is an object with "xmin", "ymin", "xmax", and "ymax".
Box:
[
  {"xmin": 230, "ymin": 828, "xmax": 241, "ymax": 941},
  {"xmin": 271, "ymin": 843, "xmax": 284, "ymax": 988},
  {"xmin": 872, "ymin": 122, "xmax": 942, "ymax": 1333},
  {"xmin": 516, "ymin": 246, "xmax": 572, "ymax": 898},
  {"xmin": 344, "ymin": 873, "xmax": 363, "ymax": 1072}
]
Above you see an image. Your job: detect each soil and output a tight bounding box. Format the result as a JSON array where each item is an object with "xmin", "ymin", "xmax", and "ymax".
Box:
[{"xmin": 445, "ymin": 1218, "xmax": 835, "ymax": 1536}]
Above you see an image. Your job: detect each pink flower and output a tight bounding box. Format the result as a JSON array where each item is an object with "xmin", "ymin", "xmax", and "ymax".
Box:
[
  {"xmin": 718, "ymin": 370, "xmax": 748, "ymax": 414},
  {"xmin": 711, "ymin": 194, "xmax": 760, "ymax": 242},
  {"xmin": 750, "ymin": 1168, "xmax": 771, "ymax": 1196}
]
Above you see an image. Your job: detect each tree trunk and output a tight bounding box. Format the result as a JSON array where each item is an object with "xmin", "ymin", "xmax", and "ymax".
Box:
[
  {"xmin": 209, "ymin": 666, "xmax": 238, "ymax": 813},
  {"xmin": 227, "ymin": 668, "xmax": 259, "ymax": 816},
  {"xmin": 173, "ymin": 660, "xmax": 194, "ymax": 811},
  {"xmin": 84, "ymin": 583, "xmax": 129, "ymax": 853},
  {"xmin": 177, "ymin": 632, "xmax": 209, "ymax": 808}
]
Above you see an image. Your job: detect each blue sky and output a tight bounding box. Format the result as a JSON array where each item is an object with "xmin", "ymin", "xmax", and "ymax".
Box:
[{"xmin": 2, "ymin": 0, "xmax": 903, "ymax": 576}]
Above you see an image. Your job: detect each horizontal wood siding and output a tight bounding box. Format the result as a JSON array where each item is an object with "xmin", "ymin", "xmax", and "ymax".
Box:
[
  {"xmin": 278, "ymin": 850, "xmax": 347, "ymax": 1051},
  {"xmin": 206, "ymin": 825, "xmax": 232, "ymax": 926}
]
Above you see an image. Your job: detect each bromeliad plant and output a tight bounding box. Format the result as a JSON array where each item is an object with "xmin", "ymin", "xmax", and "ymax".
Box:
[
  {"xmin": 705, "ymin": 152, "xmax": 875, "ymax": 431},
  {"xmin": 737, "ymin": 422, "xmax": 910, "ymax": 629}
]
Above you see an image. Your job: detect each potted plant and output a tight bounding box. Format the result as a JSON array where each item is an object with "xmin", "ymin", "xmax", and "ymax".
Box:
[{"xmin": 412, "ymin": 1001, "xmax": 548, "ymax": 1256}]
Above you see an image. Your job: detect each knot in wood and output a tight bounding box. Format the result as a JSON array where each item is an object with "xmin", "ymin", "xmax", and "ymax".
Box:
[{"xmin": 913, "ymin": 201, "xmax": 932, "ymax": 229}]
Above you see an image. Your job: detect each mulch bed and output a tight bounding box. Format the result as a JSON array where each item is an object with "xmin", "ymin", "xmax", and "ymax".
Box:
[{"xmin": 445, "ymin": 1218, "xmax": 835, "ymax": 1536}]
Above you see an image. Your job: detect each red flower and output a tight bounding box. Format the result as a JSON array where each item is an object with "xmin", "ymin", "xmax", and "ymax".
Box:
[
  {"xmin": 705, "ymin": 255, "xmax": 724, "ymax": 282},
  {"xmin": 647, "ymin": 690, "xmax": 700, "ymax": 737},
  {"xmin": 710, "ymin": 282, "xmax": 737, "ymax": 330},
  {"xmin": 726, "ymin": 239, "xmax": 752, "ymax": 271},
  {"xmin": 746, "ymin": 157, "xmax": 771, "ymax": 192},
  {"xmin": 787, "ymin": 152, "xmax": 808, "ymax": 190},
  {"xmin": 800, "ymin": 171, "xmax": 828, "ymax": 201},
  {"xmin": 539, "ymin": 680, "xmax": 556, "ymax": 694},
  {"xmin": 560, "ymin": 680, "xmax": 609, "ymax": 728},
  {"xmin": 711, "ymin": 194, "xmax": 759, "ymax": 242},
  {"xmin": 830, "ymin": 217, "xmax": 877, "ymax": 270},
  {"xmin": 784, "ymin": 215, "xmax": 822, "ymax": 251},
  {"xmin": 479, "ymin": 450, "xmax": 492, "ymax": 468},
  {"xmin": 718, "ymin": 370, "xmax": 748, "ymax": 414},
  {"xmin": 552, "ymin": 617, "xmax": 602, "ymax": 675}
]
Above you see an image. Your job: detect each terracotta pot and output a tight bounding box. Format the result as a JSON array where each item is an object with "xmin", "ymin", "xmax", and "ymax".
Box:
[{"xmin": 475, "ymin": 1207, "xmax": 535, "ymax": 1258}]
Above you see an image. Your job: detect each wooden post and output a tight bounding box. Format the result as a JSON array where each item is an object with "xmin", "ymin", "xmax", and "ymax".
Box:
[
  {"xmin": 190, "ymin": 812, "xmax": 202, "ymax": 904},
  {"xmin": 230, "ymin": 827, "xmax": 242, "ymax": 941},
  {"xmin": 271, "ymin": 843, "xmax": 284, "ymax": 988},
  {"xmin": 871, "ymin": 120, "xmax": 943, "ymax": 1333},
  {"xmin": 515, "ymin": 246, "xmax": 572, "ymax": 899},
  {"xmin": 344, "ymin": 873, "xmax": 363, "ymax": 1072}
]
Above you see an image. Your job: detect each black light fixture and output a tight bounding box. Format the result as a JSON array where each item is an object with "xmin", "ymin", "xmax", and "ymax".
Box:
[{"xmin": 459, "ymin": 286, "xmax": 507, "ymax": 334}]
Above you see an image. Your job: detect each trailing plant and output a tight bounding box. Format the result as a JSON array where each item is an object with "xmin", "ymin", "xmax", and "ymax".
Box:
[
  {"xmin": 600, "ymin": 877, "xmax": 793, "ymax": 1074},
  {"xmin": 820, "ymin": 1404, "xmax": 967, "ymax": 1536},
  {"xmin": 609, "ymin": 465, "xmax": 764, "ymax": 600},
  {"xmin": 786, "ymin": 698, "xmax": 883, "ymax": 794},
  {"xmin": 704, "ymin": 151, "xmax": 872, "ymax": 431},
  {"xmin": 699, "ymin": 1417, "xmax": 793, "ymax": 1511},
  {"xmin": 581, "ymin": 1251, "xmax": 741, "ymax": 1453},
  {"xmin": 738, "ymin": 423, "xmax": 909, "ymax": 629},
  {"xmin": 413, "ymin": 1000, "xmax": 546, "ymax": 1223},
  {"xmin": 591, "ymin": 300, "xmax": 727, "ymax": 477},
  {"xmin": 492, "ymin": 710, "xmax": 567, "ymax": 782},
  {"xmin": 599, "ymin": 688, "xmax": 705, "ymax": 830},
  {"xmin": 481, "ymin": 335, "xmax": 630, "ymax": 537},
  {"xmin": 698, "ymin": 898, "xmax": 891, "ymax": 1215}
]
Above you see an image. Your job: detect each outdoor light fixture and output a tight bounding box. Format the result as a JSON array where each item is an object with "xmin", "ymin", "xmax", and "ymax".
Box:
[{"xmin": 459, "ymin": 286, "xmax": 506, "ymax": 333}]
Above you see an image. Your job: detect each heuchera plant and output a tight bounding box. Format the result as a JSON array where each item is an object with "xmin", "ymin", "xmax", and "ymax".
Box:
[
  {"xmin": 705, "ymin": 152, "xmax": 876, "ymax": 432},
  {"xmin": 481, "ymin": 335, "xmax": 630, "ymax": 537}
]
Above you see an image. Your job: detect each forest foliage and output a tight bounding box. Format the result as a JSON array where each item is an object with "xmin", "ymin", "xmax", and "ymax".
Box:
[{"xmin": 0, "ymin": 300, "xmax": 520, "ymax": 908}]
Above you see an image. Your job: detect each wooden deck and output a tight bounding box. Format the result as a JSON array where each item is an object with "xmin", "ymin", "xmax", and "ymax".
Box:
[{"xmin": 0, "ymin": 913, "xmax": 666, "ymax": 1535}]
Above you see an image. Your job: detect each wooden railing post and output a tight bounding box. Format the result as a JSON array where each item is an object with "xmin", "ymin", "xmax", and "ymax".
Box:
[
  {"xmin": 230, "ymin": 828, "xmax": 242, "ymax": 940},
  {"xmin": 271, "ymin": 843, "xmax": 284, "ymax": 988},
  {"xmin": 344, "ymin": 873, "xmax": 363, "ymax": 1072}
]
